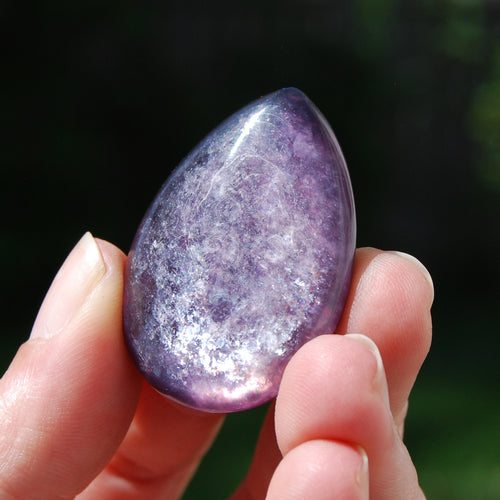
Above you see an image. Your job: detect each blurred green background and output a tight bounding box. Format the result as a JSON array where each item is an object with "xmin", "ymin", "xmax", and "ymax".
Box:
[{"xmin": 1, "ymin": 0, "xmax": 499, "ymax": 498}]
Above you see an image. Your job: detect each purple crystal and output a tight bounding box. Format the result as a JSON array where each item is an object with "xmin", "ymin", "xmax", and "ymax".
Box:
[{"xmin": 123, "ymin": 88, "xmax": 356, "ymax": 413}]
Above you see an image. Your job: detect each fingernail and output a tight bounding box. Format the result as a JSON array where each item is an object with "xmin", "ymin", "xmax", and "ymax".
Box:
[
  {"xmin": 356, "ymin": 446, "xmax": 369, "ymax": 499},
  {"xmin": 345, "ymin": 334, "xmax": 390, "ymax": 407},
  {"xmin": 31, "ymin": 232, "xmax": 106, "ymax": 339},
  {"xmin": 389, "ymin": 251, "xmax": 434, "ymax": 297}
]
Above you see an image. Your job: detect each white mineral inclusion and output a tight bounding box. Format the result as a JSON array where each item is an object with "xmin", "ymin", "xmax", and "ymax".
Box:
[{"xmin": 123, "ymin": 88, "xmax": 356, "ymax": 413}]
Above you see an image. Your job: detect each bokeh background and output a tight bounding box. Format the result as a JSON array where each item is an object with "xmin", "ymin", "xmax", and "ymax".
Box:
[{"xmin": 1, "ymin": 0, "xmax": 499, "ymax": 498}]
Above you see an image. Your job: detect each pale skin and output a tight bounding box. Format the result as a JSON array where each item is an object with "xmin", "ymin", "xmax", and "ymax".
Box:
[{"xmin": 0, "ymin": 233, "xmax": 433, "ymax": 499}]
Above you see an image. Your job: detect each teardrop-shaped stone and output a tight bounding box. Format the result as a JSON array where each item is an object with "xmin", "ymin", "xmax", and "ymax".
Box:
[{"xmin": 123, "ymin": 88, "xmax": 356, "ymax": 413}]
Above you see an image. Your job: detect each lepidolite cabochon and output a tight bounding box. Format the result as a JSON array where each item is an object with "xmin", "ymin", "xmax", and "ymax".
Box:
[{"xmin": 123, "ymin": 88, "xmax": 356, "ymax": 413}]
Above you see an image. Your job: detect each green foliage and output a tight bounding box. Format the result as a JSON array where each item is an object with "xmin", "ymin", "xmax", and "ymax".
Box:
[
  {"xmin": 355, "ymin": 0, "xmax": 396, "ymax": 57},
  {"xmin": 436, "ymin": 2, "xmax": 485, "ymax": 63},
  {"xmin": 470, "ymin": 48, "xmax": 500, "ymax": 192},
  {"xmin": 409, "ymin": 382, "xmax": 500, "ymax": 500}
]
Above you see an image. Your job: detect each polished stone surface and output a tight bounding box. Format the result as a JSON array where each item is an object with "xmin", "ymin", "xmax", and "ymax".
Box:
[{"xmin": 123, "ymin": 88, "xmax": 356, "ymax": 412}]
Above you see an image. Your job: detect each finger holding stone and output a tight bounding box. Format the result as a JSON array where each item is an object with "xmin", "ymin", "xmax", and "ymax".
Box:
[
  {"xmin": 275, "ymin": 334, "xmax": 425, "ymax": 499},
  {"xmin": 0, "ymin": 234, "xmax": 142, "ymax": 499},
  {"xmin": 233, "ymin": 248, "xmax": 431, "ymax": 497},
  {"xmin": 336, "ymin": 248, "xmax": 434, "ymax": 423},
  {"xmin": 266, "ymin": 440, "xmax": 368, "ymax": 500}
]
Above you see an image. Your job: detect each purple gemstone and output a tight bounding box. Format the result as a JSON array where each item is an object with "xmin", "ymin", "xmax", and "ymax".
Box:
[{"xmin": 123, "ymin": 88, "xmax": 356, "ymax": 413}]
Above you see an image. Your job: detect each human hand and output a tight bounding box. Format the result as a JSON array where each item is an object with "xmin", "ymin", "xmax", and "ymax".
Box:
[
  {"xmin": 0, "ymin": 233, "xmax": 433, "ymax": 499},
  {"xmin": 235, "ymin": 247, "xmax": 433, "ymax": 499}
]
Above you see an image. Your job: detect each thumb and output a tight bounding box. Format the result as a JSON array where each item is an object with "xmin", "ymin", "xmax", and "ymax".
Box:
[{"xmin": 0, "ymin": 233, "xmax": 142, "ymax": 499}]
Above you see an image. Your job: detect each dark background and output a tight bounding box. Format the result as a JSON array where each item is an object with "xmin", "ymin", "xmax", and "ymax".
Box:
[{"xmin": 1, "ymin": 1, "xmax": 499, "ymax": 498}]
